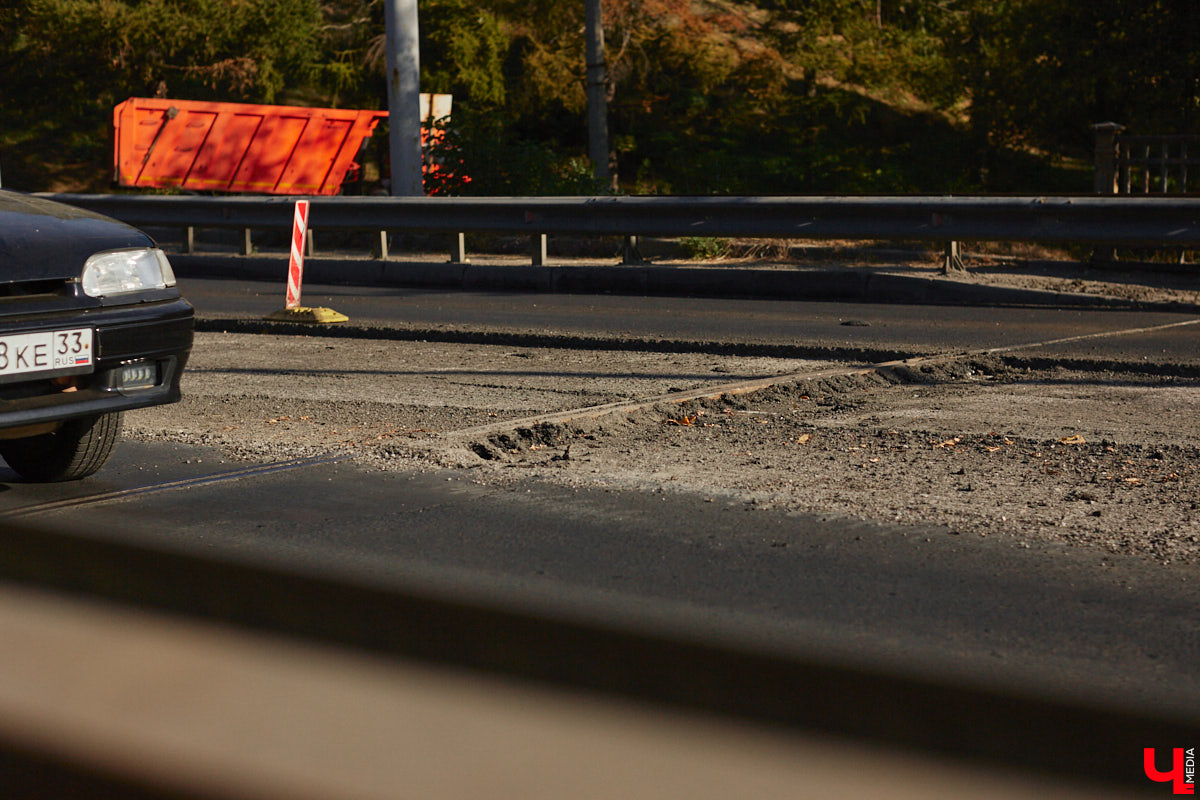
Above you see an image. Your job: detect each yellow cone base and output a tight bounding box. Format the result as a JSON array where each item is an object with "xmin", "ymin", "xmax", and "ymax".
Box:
[{"xmin": 264, "ymin": 306, "xmax": 349, "ymax": 324}]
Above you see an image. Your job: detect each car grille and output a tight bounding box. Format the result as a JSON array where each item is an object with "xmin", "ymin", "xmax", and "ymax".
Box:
[{"xmin": 0, "ymin": 279, "xmax": 72, "ymax": 301}]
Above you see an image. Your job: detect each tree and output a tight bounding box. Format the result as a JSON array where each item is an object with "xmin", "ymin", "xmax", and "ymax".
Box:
[
  {"xmin": 4, "ymin": 0, "xmax": 320, "ymax": 108},
  {"xmin": 941, "ymin": 0, "xmax": 1200, "ymax": 161}
]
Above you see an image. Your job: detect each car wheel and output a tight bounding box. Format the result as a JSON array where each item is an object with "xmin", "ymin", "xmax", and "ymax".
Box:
[{"xmin": 0, "ymin": 412, "xmax": 123, "ymax": 482}]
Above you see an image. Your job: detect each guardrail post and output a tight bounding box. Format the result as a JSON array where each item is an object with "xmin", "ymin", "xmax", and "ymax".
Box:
[
  {"xmin": 941, "ymin": 241, "xmax": 965, "ymax": 274},
  {"xmin": 375, "ymin": 231, "xmax": 389, "ymax": 260},
  {"xmin": 241, "ymin": 228, "xmax": 253, "ymax": 256},
  {"xmin": 622, "ymin": 235, "xmax": 646, "ymax": 265},
  {"xmin": 182, "ymin": 226, "xmax": 195, "ymax": 255},
  {"xmin": 450, "ymin": 232, "xmax": 469, "ymax": 264},
  {"xmin": 531, "ymin": 234, "xmax": 548, "ymax": 267},
  {"xmin": 306, "ymin": 229, "xmax": 316, "ymax": 258}
]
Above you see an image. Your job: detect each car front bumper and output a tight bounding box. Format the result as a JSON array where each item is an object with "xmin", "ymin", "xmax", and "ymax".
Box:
[{"xmin": 0, "ymin": 297, "xmax": 194, "ymax": 431}]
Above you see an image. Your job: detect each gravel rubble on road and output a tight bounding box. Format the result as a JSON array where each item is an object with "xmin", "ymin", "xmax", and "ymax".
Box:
[
  {"xmin": 437, "ymin": 359, "xmax": 1200, "ymax": 567},
  {"xmin": 127, "ymin": 327, "xmax": 1200, "ymax": 567}
]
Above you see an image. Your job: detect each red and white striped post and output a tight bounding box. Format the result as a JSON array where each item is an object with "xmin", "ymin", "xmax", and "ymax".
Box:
[
  {"xmin": 264, "ymin": 199, "xmax": 346, "ymax": 324},
  {"xmin": 285, "ymin": 200, "xmax": 309, "ymax": 309}
]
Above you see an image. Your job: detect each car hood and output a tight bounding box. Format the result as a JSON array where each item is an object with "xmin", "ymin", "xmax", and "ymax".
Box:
[{"xmin": 0, "ymin": 190, "xmax": 155, "ymax": 283}]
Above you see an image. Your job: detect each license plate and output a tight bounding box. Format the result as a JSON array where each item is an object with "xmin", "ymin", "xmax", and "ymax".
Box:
[{"xmin": 0, "ymin": 328, "xmax": 93, "ymax": 379}]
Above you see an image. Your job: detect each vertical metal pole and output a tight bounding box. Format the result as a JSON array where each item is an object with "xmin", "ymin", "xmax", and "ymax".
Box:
[
  {"xmin": 386, "ymin": 0, "xmax": 423, "ymax": 197},
  {"xmin": 531, "ymin": 234, "xmax": 548, "ymax": 267},
  {"xmin": 941, "ymin": 240, "xmax": 965, "ymax": 274},
  {"xmin": 585, "ymin": 0, "xmax": 609, "ymax": 186},
  {"xmin": 622, "ymin": 235, "xmax": 645, "ymax": 265},
  {"xmin": 450, "ymin": 232, "xmax": 469, "ymax": 264}
]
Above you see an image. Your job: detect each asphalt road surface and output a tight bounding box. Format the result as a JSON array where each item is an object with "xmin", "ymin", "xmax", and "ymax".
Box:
[
  {"xmin": 183, "ymin": 277, "xmax": 1200, "ymax": 362},
  {"xmin": 6, "ymin": 281, "xmax": 1199, "ymax": 692},
  {"xmin": 2, "ymin": 277, "xmax": 1198, "ymax": 795},
  {"xmin": 5, "ymin": 434, "xmax": 1195, "ymax": 714}
]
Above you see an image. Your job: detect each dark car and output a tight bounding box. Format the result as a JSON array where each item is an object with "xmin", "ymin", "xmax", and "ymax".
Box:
[{"xmin": 0, "ymin": 189, "xmax": 192, "ymax": 481}]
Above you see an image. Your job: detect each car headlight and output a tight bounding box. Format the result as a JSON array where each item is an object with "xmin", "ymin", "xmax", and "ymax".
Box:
[{"xmin": 82, "ymin": 248, "xmax": 177, "ymax": 298}]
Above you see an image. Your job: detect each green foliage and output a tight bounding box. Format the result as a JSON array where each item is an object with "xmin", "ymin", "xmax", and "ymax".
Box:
[
  {"xmin": 425, "ymin": 107, "xmax": 609, "ymax": 196},
  {"xmin": 490, "ymin": 0, "xmax": 588, "ymax": 118},
  {"xmin": 309, "ymin": 0, "xmax": 384, "ymax": 107},
  {"xmin": 0, "ymin": 0, "xmax": 321, "ymax": 189},
  {"xmin": 939, "ymin": 0, "xmax": 1200, "ymax": 158},
  {"xmin": 4, "ymin": 0, "xmax": 319, "ymax": 105},
  {"xmin": 680, "ymin": 237, "xmax": 732, "ymax": 260},
  {"xmin": 421, "ymin": 1, "xmax": 508, "ymax": 107},
  {"xmin": 1, "ymin": 0, "xmax": 1193, "ymax": 194}
]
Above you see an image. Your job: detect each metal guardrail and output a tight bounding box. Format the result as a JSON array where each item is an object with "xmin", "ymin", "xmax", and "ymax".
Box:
[
  {"xmin": 44, "ymin": 192, "xmax": 1200, "ymax": 243},
  {"xmin": 43, "ymin": 192, "xmax": 1200, "ymax": 271}
]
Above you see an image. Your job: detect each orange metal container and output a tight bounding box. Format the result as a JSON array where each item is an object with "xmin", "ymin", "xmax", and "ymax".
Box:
[{"xmin": 113, "ymin": 97, "xmax": 388, "ymax": 195}]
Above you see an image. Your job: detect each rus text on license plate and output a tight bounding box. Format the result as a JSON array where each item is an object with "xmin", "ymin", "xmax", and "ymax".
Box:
[{"xmin": 0, "ymin": 328, "xmax": 93, "ymax": 379}]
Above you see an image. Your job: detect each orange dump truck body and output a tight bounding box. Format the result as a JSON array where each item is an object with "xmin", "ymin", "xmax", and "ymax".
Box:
[{"xmin": 113, "ymin": 97, "xmax": 388, "ymax": 195}]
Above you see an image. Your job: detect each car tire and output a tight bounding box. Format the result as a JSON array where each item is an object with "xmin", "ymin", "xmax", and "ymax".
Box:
[{"xmin": 0, "ymin": 412, "xmax": 123, "ymax": 482}]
